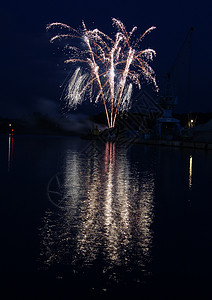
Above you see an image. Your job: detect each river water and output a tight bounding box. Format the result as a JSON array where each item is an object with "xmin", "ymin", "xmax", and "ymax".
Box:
[{"xmin": 0, "ymin": 134, "xmax": 212, "ymax": 298}]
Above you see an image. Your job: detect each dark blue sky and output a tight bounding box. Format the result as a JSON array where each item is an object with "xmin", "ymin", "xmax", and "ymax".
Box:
[{"xmin": 1, "ymin": 0, "xmax": 212, "ymax": 118}]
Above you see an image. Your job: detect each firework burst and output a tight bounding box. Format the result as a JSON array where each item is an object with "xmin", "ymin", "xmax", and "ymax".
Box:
[{"xmin": 47, "ymin": 18, "xmax": 158, "ymax": 128}]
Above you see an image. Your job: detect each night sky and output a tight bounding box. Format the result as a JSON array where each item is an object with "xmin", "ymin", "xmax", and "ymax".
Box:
[{"xmin": 1, "ymin": 0, "xmax": 212, "ymax": 118}]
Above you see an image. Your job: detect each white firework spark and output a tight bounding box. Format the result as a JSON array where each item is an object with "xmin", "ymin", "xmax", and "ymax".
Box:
[
  {"xmin": 47, "ymin": 18, "xmax": 158, "ymax": 128},
  {"xmin": 64, "ymin": 67, "xmax": 88, "ymax": 109}
]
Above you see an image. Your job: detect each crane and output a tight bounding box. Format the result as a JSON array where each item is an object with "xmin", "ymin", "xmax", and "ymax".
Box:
[{"xmin": 160, "ymin": 26, "xmax": 194, "ymax": 115}]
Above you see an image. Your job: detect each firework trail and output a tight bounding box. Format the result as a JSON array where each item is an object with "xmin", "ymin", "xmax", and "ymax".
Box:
[{"xmin": 47, "ymin": 19, "xmax": 158, "ymax": 128}]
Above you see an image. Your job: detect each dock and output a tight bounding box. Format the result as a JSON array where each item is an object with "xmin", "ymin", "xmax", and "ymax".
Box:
[{"xmin": 135, "ymin": 138, "xmax": 212, "ymax": 150}]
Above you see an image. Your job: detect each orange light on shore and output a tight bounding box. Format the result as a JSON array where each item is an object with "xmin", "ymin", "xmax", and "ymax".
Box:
[{"xmin": 188, "ymin": 119, "xmax": 195, "ymax": 128}]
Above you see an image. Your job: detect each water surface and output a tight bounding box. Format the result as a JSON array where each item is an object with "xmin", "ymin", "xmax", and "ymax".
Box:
[{"xmin": 1, "ymin": 134, "xmax": 212, "ymax": 298}]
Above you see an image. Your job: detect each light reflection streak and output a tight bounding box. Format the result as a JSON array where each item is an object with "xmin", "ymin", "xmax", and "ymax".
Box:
[
  {"xmin": 104, "ymin": 142, "xmax": 121, "ymax": 265},
  {"xmin": 76, "ymin": 148, "xmax": 102, "ymax": 263},
  {"xmin": 8, "ymin": 134, "xmax": 13, "ymax": 172},
  {"xmin": 189, "ymin": 154, "xmax": 193, "ymax": 190},
  {"xmin": 40, "ymin": 142, "xmax": 155, "ymax": 278}
]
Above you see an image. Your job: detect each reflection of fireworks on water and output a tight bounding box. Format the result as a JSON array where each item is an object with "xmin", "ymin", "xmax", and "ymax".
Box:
[{"xmin": 47, "ymin": 19, "xmax": 158, "ymax": 128}]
